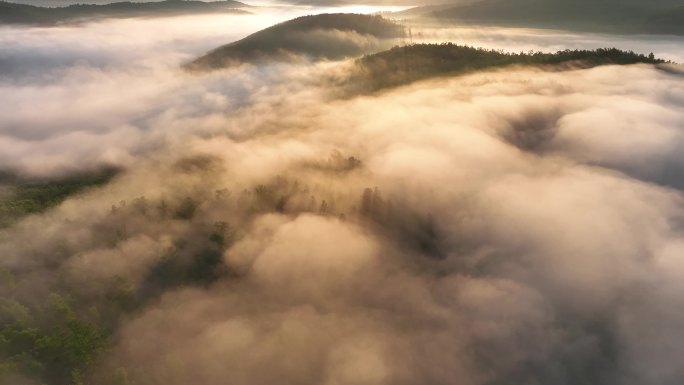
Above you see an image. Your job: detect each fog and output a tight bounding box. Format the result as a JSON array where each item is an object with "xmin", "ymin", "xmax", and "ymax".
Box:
[
  {"xmin": 2, "ymin": 12, "xmax": 682, "ymax": 177},
  {"xmin": 407, "ymin": 25, "xmax": 684, "ymax": 63},
  {"xmin": 1, "ymin": 7, "xmax": 684, "ymax": 385},
  {"xmin": 7, "ymin": 0, "xmax": 161, "ymax": 5}
]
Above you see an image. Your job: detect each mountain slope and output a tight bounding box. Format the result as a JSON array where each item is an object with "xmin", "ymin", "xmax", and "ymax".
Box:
[
  {"xmin": 348, "ymin": 43, "xmax": 667, "ymax": 93},
  {"xmin": 401, "ymin": 0, "xmax": 684, "ymax": 35},
  {"xmin": 0, "ymin": 0, "xmax": 248, "ymax": 25},
  {"xmin": 187, "ymin": 13, "xmax": 406, "ymax": 70}
]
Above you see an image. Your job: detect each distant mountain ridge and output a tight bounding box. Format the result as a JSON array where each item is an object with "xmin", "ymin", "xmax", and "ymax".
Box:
[
  {"xmin": 188, "ymin": 13, "xmax": 406, "ymax": 70},
  {"xmin": 0, "ymin": 0, "xmax": 248, "ymax": 25},
  {"xmin": 397, "ymin": 0, "xmax": 684, "ymax": 35}
]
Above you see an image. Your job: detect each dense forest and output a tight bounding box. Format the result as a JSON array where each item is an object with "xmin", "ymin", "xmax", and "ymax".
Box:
[
  {"xmin": 0, "ymin": 170, "xmax": 117, "ymax": 228},
  {"xmin": 0, "ymin": 153, "xmax": 439, "ymax": 385},
  {"xmin": 351, "ymin": 44, "xmax": 667, "ymax": 92},
  {"xmin": 0, "ymin": 0, "xmax": 247, "ymax": 25},
  {"xmin": 187, "ymin": 13, "xmax": 405, "ymax": 70}
]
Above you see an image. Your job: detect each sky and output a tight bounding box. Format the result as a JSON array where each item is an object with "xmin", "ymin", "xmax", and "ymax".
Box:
[
  {"xmin": 1, "ymin": 4, "xmax": 684, "ymax": 385},
  {"xmin": 2, "ymin": 0, "xmax": 453, "ymax": 6},
  {"xmin": 6, "ymin": 0, "xmax": 684, "ymax": 7}
]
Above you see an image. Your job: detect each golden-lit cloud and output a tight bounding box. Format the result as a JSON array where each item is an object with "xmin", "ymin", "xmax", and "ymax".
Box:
[{"xmin": 1, "ymin": 10, "xmax": 684, "ymax": 385}]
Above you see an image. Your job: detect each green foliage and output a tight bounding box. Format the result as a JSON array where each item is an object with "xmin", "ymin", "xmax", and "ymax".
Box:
[
  {"xmin": 114, "ymin": 367, "xmax": 131, "ymax": 385},
  {"xmin": 47, "ymin": 293, "xmax": 76, "ymax": 321},
  {"xmin": 0, "ymin": 298, "xmax": 32, "ymax": 326},
  {"xmin": 355, "ymin": 44, "xmax": 668, "ymax": 92},
  {"xmin": 0, "ymin": 169, "xmax": 116, "ymax": 228},
  {"xmin": 105, "ymin": 277, "xmax": 139, "ymax": 316},
  {"xmin": 0, "ymin": 294, "xmax": 107, "ymax": 385},
  {"xmin": 34, "ymin": 319, "xmax": 106, "ymax": 383}
]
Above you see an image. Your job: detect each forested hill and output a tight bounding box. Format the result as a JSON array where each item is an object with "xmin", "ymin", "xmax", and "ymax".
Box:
[
  {"xmin": 0, "ymin": 169, "xmax": 117, "ymax": 228},
  {"xmin": 188, "ymin": 13, "xmax": 405, "ymax": 70},
  {"xmin": 350, "ymin": 44, "xmax": 667, "ymax": 93},
  {"xmin": 399, "ymin": 0, "xmax": 684, "ymax": 36},
  {"xmin": 0, "ymin": 0, "xmax": 248, "ymax": 25}
]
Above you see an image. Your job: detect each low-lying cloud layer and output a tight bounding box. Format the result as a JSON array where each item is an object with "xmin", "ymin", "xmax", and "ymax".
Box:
[
  {"xmin": 2, "ymin": 11, "xmax": 684, "ymax": 385},
  {"xmin": 406, "ymin": 25, "xmax": 684, "ymax": 63}
]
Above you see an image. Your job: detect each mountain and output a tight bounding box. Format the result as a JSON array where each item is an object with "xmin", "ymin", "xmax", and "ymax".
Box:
[
  {"xmin": 647, "ymin": 6, "xmax": 684, "ymax": 35},
  {"xmin": 398, "ymin": 0, "xmax": 684, "ymax": 35},
  {"xmin": 392, "ymin": 3, "xmax": 462, "ymax": 17},
  {"xmin": 348, "ymin": 43, "xmax": 667, "ymax": 93},
  {"xmin": 187, "ymin": 13, "xmax": 406, "ymax": 70},
  {"xmin": 0, "ymin": 0, "xmax": 248, "ymax": 25}
]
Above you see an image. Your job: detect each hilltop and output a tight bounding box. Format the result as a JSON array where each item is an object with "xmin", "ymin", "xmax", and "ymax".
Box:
[
  {"xmin": 0, "ymin": 0, "xmax": 248, "ymax": 25},
  {"xmin": 187, "ymin": 13, "xmax": 405, "ymax": 70},
  {"xmin": 349, "ymin": 43, "xmax": 667, "ymax": 92}
]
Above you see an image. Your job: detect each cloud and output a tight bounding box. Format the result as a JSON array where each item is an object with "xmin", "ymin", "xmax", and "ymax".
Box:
[
  {"xmin": 405, "ymin": 25, "xmax": 684, "ymax": 63},
  {"xmin": 2, "ymin": 11, "xmax": 684, "ymax": 385}
]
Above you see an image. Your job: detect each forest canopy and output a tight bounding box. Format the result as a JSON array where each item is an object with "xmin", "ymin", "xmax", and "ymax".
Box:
[{"xmin": 351, "ymin": 44, "xmax": 668, "ymax": 92}]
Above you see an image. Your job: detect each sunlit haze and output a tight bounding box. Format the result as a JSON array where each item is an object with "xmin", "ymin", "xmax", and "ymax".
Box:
[{"xmin": 1, "ymin": 1, "xmax": 683, "ymax": 385}]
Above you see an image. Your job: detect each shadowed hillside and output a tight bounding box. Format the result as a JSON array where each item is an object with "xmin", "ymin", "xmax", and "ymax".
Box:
[
  {"xmin": 0, "ymin": 0, "xmax": 247, "ymax": 25},
  {"xmin": 400, "ymin": 0, "xmax": 684, "ymax": 35},
  {"xmin": 187, "ymin": 13, "xmax": 405, "ymax": 70},
  {"xmin": 350, "ymin": 43, "xmax": 667, "ymax": 92}
]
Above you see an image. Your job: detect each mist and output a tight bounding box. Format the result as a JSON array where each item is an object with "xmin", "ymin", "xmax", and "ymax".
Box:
[{"xmin": 1, "ymin": 6, "xmax": 684, "ymax": 385}]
